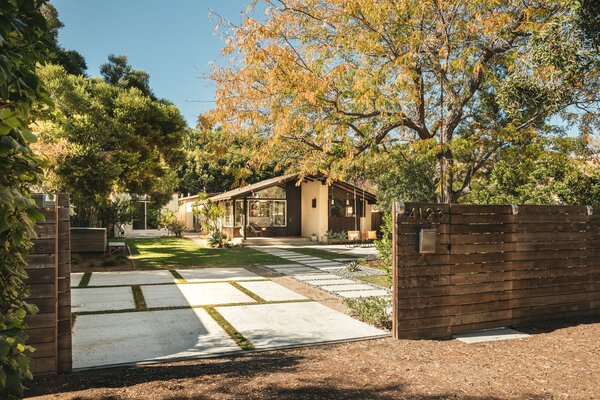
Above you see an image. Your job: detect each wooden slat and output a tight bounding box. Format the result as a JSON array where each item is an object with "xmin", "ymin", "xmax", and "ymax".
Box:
[{"xmin": 393, "ymin": 202, "xmax": 600, "ymax": 340}]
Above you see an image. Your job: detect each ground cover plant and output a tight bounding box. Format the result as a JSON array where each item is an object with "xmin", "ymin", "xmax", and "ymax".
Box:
[{"xmin": 122, "ymin": 238, "xmax": 289, "ymax": 268}]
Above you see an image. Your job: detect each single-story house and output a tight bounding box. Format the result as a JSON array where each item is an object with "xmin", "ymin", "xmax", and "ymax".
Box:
[{"xmin": 178, "ymin": 174, "xmax": 379, "ymax": 242}]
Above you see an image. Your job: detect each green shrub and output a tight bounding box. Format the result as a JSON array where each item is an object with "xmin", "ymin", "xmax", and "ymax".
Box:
[
  {"xmin": 158, "ymin": 210, "xmax": 186, "ymax": 238},
  {"xmin": 344, "ymin": 296, "xmax": 391, "ymax": 329},
  {"xmin": 1, "ymin": 1, "xmax": 51, "ymax": 396},
  {"xmin": 345, "ymin": 260, "xmax": 361, "ymax": 272},
  {"xmin": 206, "ymin": 231, "xmax": 225, "ymax": 248},
  {"xmin": 374, "ymin": 213, "xmax": 393, "ymax": 274}
]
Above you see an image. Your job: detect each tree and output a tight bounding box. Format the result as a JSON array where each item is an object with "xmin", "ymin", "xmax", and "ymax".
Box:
[
  {"xmin": 0, "ymin": 0, "xmax": 51, "ymax": 397},
  {"xmin": 467, "ymin": 136, "xmax": 600, "ymax": 205},
  {"xmin": 177, "ymin": 117, "xmax": 281, "ymax": 194},
  {"xmin": 41, "ymin": 3, "xmax": 87, "ymax": 75},
  {"xmin": 35, "ymin": 63, "xmax": 186, "ymax": 229},
  {"xmin": 212, "ymin": 0, "xmax": 599, "ymax": 203},
  {"xmin": 100, "ymin": 54, "xmax": 154, "ymax": 98}
]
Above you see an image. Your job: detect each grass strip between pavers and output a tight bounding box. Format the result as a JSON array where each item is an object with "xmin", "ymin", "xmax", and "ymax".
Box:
[
  {"xmin": 131, "ymin": 285, "xmax": 148, "ymax": 311},
  {"xmin": 228, "ymin": 281, "xmax": 266, "ymax": 303},
  {"xmin": 78, "ymin": 272, "xmax": 92, "ymax": 288},
  {"xmin": 169, "ymin": 269, "xmax": 187, "ymax": 283},
  {"xmin": 205, "ymin": 306, "xmax": 255, "ymax": 351}
]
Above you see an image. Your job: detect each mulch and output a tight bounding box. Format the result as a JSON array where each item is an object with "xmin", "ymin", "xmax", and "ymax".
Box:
[{"xmin": 26, "ymin": 317, "xmax": 600, "ymax": 400}]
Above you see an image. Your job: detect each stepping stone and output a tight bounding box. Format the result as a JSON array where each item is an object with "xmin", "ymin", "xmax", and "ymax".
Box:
[
  {"xmin": 336, "ymin": 289, "xmax": 389, "ymax": 298},
  {"xmin": 315, "ymin": 266, "xmax": 345, "ymax": 272},
  {"xmin": 237, "ymin": 281, "xmax": 307, "ymax": 301},
  {"xmin": 262, "ymin": 264, "xmax": 300, "ymax": 268},
  {"xmin": 319, "ymin": 284, "xmax": 379, "ymax": 292},
  {"xmin": 177, "ymin": 268, "xmax": 261, "ymax": 282},
  {"xmin": 216, "ymin": 302, "xmax": 387, "ymax": 349},
  {"xmin": 72, "ymin": 287, "xmax": 135, "ymax": 313},
  {"xmin": 293, "ymin": 274, "xmax": 335, "ymax": 281},
  {"xmin": 334, "ymin": 258, "xmax": 360, "ymax": 262},
  {"xmin": 305, "ymin": 278, "xmax": 359, "ymax": 286},
  {"xmin": 72, "ymin": 308, "xmax": 239, "ymax": 369},
  {"xmin": 88, "ymin": 270, "xmax": 175, "ymax": 286},
  {"xmin": 141, "ymin": 283, "xmax": 256, "ymax": 308},
  {"xmin": 273, "ymin": 268, "xmax": 319, "ymax": 275},
  {"xmin": 71, "ymin": 272, "xmax": 84, "ymax": 287}
]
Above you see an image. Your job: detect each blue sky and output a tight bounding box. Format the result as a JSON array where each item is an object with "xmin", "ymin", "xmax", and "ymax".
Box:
[{"xmin": 52, "ymin": 0, "xmax": 252, "ymax": 127}]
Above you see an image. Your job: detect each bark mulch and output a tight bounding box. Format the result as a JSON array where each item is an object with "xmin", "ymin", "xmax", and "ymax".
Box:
[{"xmin": 26, "ymin": 317, "xmax": 599, "ymax": 400}]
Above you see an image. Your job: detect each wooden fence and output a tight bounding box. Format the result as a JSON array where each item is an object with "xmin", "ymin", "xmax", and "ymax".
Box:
[
  {"xmin": 392, "ymin": 202, "xmax": 600, "ymax": 339},
  {"xmin": 25, "ymin": 194, "xmax": 72, "ymax": 376}
]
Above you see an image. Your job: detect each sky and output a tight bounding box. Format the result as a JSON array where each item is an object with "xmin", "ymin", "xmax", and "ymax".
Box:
[{"xmin": 52, "ymin": 0, "xmax": 253, "ymax": 127}]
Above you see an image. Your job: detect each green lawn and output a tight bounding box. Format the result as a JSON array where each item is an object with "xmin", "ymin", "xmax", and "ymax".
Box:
[
  {"xmin": 357, "ymin": 275, "xmax": 391, "ymax": 289},
  {"xmin": 287, "ymin": 247, "xmax": 359, "ymax": 260},
  {"xmin": 120, "ymin": 238, "xmax": 290, "ymax": 269}
]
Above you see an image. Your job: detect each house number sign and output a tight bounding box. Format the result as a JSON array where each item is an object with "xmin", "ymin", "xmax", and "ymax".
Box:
[{"xmin": 404, "ymin": 207, "xmax": 444, "ymax": 221}]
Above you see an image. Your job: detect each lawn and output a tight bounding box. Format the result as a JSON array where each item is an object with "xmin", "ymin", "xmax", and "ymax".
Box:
[
  {"xmin": 286, "ymin": 247, "xmax": 359, "ymax": 260},
  {"xmin": 356, "ymin": 275, "xmax": 391, "ymax": 289},
  {"xmin": 122, "ymin": 237, "xmax": 290, "ymax": 268}
]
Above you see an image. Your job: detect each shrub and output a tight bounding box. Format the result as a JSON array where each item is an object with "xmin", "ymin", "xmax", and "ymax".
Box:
[
  {"xmin": 345, "ymin": 260, "xmax": 361, "ymax": 272},
  {"xmin": 344, "ymin": 296, "xmax": 392, "ymax": 329},
  {"xmin": 1, "ymin": 1, "xmax": 51, "ymax": 397},
  {"xmin": 206, "ymin": 231, "xmax": 224, "ymax": 248},
  {"xmin": 158, "ymin": 210, "xmax": 185, "ymax": 238},
  {"xmin": 374, "ymin": 213, "xmax": 393, "ymax": 274}
]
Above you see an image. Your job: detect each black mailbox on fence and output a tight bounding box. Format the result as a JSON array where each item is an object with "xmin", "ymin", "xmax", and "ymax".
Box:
[{"xmin": 419, "ymin": 228, "xmax": 437, "ymax": 254}]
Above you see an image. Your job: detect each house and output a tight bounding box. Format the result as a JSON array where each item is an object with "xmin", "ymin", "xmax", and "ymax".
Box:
[
  {"xmin": 119, "ymin": 194, "xmax": 180, "ymax": 236},
  {"xmin": 178, "ymin": 174, "xmax": 379, "ymax": 242}
]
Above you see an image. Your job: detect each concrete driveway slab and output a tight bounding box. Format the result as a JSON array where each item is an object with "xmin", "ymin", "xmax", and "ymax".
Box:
[
  {"xmin": 142, "ymin": 282, "xmax": 256, "ymax": 308},
  {"xmin": 177, "ymin": 268, "xmax": 261, "ymax": 282},
  {"xmin": 237, "ymin": 281, "xmax": 307, "ymax": 301},
  {"xmin": 88, "ymin": 270, "xmax": 175, "ymax": 286},
  {"xmin": 70, "ymin": 272, "xmax": 84, "ymax": 287},
  {"xmin": 72, "ymin": 308, "xmax": 239, "ymax": 369},
  {"xmin": 217, "ymin": 302, "xmax": 387, "ymax": 348},
  {"xmin": 72, "ymin": 287, "xmax": 135, "ymax": 313}
]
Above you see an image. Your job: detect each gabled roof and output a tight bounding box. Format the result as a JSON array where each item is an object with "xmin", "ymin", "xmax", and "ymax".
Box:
[
  {"xmin": 208, "ymin": 173, "xmax": 298, "ymax": 202},
  {"xmin": 208, "ymin": 173, "xmax": 377, "ymax": 204}
]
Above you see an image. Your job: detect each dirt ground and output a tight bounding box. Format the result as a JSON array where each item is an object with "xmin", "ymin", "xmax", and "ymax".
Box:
[{"xmin": 27, "ymin": 317, "xmax": 599, "ymax": 400}]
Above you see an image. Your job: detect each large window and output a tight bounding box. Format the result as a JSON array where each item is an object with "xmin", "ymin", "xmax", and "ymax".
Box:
[
  {"xmin": 248, "ymin": 200, "xmax": 286, "ymax": 227},
  {"xmin": 252, "ymin": 186, "xmax": 286, "ymax": 199}
]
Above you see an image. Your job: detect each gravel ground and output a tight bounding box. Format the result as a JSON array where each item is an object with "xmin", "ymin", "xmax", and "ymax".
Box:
[{"xmin": 27, "ymin": 318, "xmax": 600, "ymax": 400}]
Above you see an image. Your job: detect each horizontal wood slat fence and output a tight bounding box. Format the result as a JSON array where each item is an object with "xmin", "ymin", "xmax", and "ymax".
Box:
[
  {"xmin": 392, "ymin": 202, "xmax": 600, "ymax": 339},
  {"xmin": 25, "ymin": 193, "xmax": 72, "ymax": 376}
]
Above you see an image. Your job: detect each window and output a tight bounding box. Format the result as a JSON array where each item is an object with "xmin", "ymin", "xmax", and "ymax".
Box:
[
  {"xmin": 235, "ymin": 200, "xmax": 244, "ymax": 227},
  {"xmin": 223, "ymin": 201, "xmax": 233, "ymax": 227},
  {"xmin": 248, "ymin": 199, "xmax": 286, "ymax": 227},
  {"xmin": 252, "ymin": 186, "xmax": 286, "ymax": 199}
]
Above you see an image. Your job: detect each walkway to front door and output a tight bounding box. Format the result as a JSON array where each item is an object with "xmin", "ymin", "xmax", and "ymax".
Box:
[{"xmin": 253, "ymin": 247, "xmax": 390, "ymax": 299}]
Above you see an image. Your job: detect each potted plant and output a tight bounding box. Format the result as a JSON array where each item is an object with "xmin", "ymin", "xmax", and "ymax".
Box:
[{"xmin": 310, "ymin": 232, "xmax": 318, "ymax": 242}]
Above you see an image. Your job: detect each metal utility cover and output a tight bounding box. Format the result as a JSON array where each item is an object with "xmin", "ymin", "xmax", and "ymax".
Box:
[{"xmin": 419, "ymin": 228, "xmax": 437, "ymax": 254}]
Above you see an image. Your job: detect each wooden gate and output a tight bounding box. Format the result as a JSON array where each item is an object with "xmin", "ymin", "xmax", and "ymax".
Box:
[{"xmin": 392, "ymin": 202, "xmax": 600, "ymax": 339}]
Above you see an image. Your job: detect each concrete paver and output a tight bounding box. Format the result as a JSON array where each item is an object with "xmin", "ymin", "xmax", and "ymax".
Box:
[
  {"xmin": 237, "ymin": 281, "xmax": 307, "ymax": 301},
  {"xmin": 217, "ymin": 302, "xmax": 387, "ymax": 348},
  {"xmin": 88, "ymin": 270, "xmax": 175, "ymax": 286},
  {"xmin": 72, "ymin": 287, "xmax": 135, "ymax": 313},
  {"xmin": 141, "ymin": 282, "xmax": 256, "ymax": 308},
  {"xmin": 177, "ymin": 267, "xmax": 262, "ymax": 282},
  {"xmin": 73, "ymin": 308, "xmax": 239, "ymax": 369}
]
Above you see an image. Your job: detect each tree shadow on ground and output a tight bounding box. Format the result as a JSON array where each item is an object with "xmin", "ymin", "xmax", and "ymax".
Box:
[
  {"xmin": 26, "ymin": 353, "xmax": 302, "ymax": 397},
  {"xmin": 515, "ymin": 315, "xmax": 600, "ymax": 335}
]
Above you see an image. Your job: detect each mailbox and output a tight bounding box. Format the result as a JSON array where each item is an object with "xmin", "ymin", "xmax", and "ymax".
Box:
[{"xmin": 419, "ymin": 228, "xmax": 437, "ymax": 254}]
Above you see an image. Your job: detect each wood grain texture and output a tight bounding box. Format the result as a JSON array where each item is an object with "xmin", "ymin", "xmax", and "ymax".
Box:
[{"xmin": 393, "ymin": 203, "xmax": 600, "ymax": 339}]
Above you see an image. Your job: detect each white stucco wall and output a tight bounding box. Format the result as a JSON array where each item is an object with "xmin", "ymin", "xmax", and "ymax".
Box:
[{"xmin": 300, "ymin": 181, "xmax": 329, "ymax": 239}]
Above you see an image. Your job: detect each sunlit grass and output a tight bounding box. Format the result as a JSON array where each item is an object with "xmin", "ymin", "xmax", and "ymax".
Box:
[{"xmin": 121, "ymin": 237, "xmax": 290, "ymax": 269}]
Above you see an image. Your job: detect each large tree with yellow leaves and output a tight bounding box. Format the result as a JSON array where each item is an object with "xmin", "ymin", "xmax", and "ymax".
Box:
[{"xmin": 212, "ymin": 0, "xmax": 599, "ymax": 203}]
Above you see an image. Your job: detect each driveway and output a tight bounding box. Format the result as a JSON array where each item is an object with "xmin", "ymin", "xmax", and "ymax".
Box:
[{"xmin": 70, "ymin": 268, "xmax": 387, "ymax": 369}]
